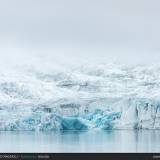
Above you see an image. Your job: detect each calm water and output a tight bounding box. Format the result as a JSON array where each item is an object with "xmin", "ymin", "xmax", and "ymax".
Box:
[{"xmin": 0, "ymin": 130, "xmax": 159, "ymax": 153}]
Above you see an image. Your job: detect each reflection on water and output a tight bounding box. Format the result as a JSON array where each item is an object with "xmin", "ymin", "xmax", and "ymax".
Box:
[{"xmin": 0, "ymin": 130, "xmax": 159, "ymax": 153}]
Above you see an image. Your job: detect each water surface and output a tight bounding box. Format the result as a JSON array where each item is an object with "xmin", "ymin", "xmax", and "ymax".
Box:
[{"xmin": 0, "ymin": 130, "xmax": 159, "ymax": 153}]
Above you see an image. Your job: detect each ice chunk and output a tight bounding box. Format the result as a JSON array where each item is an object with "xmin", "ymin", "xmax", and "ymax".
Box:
[{"xmin": 60, "ymin": 117, "xmax": 89, "ymax": 130}]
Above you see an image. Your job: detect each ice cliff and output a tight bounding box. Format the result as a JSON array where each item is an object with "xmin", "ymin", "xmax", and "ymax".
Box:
[{"xmin": 0, "ymin": 60, "xmax": 160, "ymax": 130}]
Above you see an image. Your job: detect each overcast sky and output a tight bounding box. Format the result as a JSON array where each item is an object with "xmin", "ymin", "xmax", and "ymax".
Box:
[{"xmin": 0, "ymin": 0, "xmax": 160, "ymax": 65}]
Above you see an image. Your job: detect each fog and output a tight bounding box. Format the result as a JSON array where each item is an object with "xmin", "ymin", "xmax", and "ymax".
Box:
[{"xmin": 0, "ymin": 0, "xmax": 160, "ymax": 65}]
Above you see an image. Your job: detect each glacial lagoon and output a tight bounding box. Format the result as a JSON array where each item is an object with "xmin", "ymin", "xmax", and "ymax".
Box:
[{"xmin": 0, "ymin": 130, "xmax": 159, "ymax": 153}]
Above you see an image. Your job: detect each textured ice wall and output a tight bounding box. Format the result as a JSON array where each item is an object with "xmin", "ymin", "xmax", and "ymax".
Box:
[{"xmin": 0, "ymin": 58, "xmax": 160, "ymax": 130}]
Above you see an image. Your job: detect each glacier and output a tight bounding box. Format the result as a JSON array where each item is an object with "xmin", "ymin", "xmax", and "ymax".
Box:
[{"xmin": 0, "ymin": 60, "xmax": 160, "ymax": 131}]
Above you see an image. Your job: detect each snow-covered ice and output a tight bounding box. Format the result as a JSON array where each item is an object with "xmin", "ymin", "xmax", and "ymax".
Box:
[{"xmin": 0, "ymin": 57, "xmax": 160, "ymax": 130}]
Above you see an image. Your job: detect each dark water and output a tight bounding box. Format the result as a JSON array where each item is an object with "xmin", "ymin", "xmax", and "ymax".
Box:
[{"xmin": 0, "ymin": 130, "xmax": 159, "ymax": 153}]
